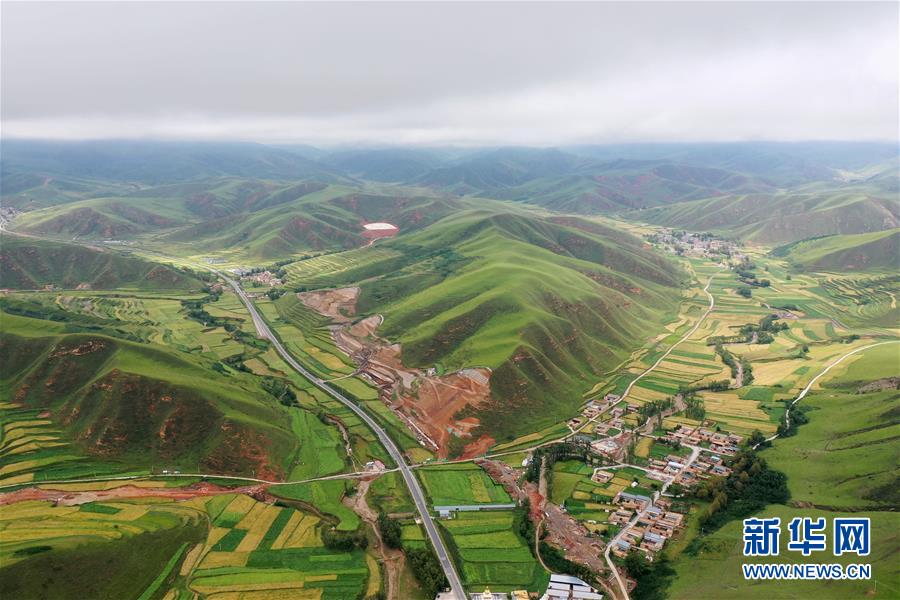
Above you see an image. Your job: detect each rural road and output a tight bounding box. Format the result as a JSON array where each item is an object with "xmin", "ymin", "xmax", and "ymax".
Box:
[
  {"xmin": 604, "ymin": 443, "xmax": 702, "ymax": 600},
  {"xmin": 0, "ymin": 467, "xmax": 401, "ymax": 493},
  {"xmin": 220, "ymin": 272, "xmax": 468, "ymax": 600},
  {"xmin": 0, "ymin": 226, "xmax": 466, "ymax": 599},
  {"xmin": 761, "ymin": 339, "xmax": 900, "ymax": 445},
  {"xmin": 618, "ymin": 270, "xmax": 719, "ymax": 405}
]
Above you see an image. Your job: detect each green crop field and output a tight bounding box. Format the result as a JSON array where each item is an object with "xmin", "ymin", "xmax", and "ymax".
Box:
[
  {"xmin": 0, "ymin": 498, "xmax": 207, "ymax": 600},
  {"xmin": 418, "ymin": 464, "xmax": 512, "ymax": 506},
  {"xmin": 440, "ymin": 511, "xmax": 548, "ymax": 592},
  {"xmin": 185, "ymin": 494, "xmax": 372, "ymax": 599}
]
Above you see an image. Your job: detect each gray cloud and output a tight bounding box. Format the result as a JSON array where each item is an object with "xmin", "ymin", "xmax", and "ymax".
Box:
[{"xmin": 2, "ymin": 1, "xmax": 897, "ymax": 144}]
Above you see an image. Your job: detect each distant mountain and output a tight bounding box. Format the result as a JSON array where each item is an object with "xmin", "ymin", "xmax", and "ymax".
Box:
[
  {"xmin": 320, "ymin": 148, "xmax": 448, "ymax": 182},
  {"xmin": 11, "ymin": 179, "xmax": 465, "ymax": 260},
  {"xmin": 0, "ymin": 234, "xmax": 203, "ymax": 290},
  {"xmin": 490, "ymin": 159, "xmax": 775, "ymax": 211},
  {"xmin": 565, "ymin": 141, "xmax": 900, "ymax": 186},
  {"xmin": 630, "ymin": 186, "xmax": 900, "ymax": 244},
  {"xmin": 0, "ymin": 140, "xmax": 342, "ymax": 186},
  {"xmin": 772, "ymin": 228, "xmax": 900, "ymax": 272},
  {"xmin": 412, "ymin": 147, "xmax": 589, "ymax": 192}
]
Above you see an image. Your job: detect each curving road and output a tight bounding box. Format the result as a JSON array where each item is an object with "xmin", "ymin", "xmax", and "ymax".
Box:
[
  {"xmin": 0, "ymin": 226, "xmax": 466, "ymax": 598},
  {"xmin": 219, "ymin": 272, "xmax": 467, "ymax": 600},
  {"xmin": 760, "ymin": 339, "xmax": 900, "ymax": 445},
  {"xmin": 618, "ymin": 270, "xmax": 719, "ymax": 405}
]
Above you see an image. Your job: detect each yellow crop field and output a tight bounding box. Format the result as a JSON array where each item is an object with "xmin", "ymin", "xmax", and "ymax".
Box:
[
  {"xmin": 0, "ymin": 499, "xmax": 201, "ymax": 567},
  {"xmin": 201, "ymin": 551, "xmax": 251, "ymax": 568},
  {"xmin": 635, "ymin": 437, "xmax": 654, "ymax": 458},
  {"xmin": 752, "ymin": 360, "xmax": 806, "ymax": 387},
  {"xmin": 283, "ymin": 513, "xmax": 322, "ymax": 549},
  {"xmin": 701, "ymin": 392, "xmax": 770, "ymax": 420}
]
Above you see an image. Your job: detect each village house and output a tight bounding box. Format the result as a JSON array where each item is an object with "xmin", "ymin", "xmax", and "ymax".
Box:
[
  {"xmin": 611, "ymin": 539, "xmax": 632, "ymax": 558},
  {"xmin": 641, "ymin": 531, "xmax": 667, "ymax": 552},
  {"xmin": 592, "ymin": 469, "xmax": 615, "ymax": 484},
  {"xmin": 615, "ymin": 492, "xmax": 651, "ymax": 511},
  {"xmin": 609, "ymin": 509, "xmax": 633, "ymax": 525}
]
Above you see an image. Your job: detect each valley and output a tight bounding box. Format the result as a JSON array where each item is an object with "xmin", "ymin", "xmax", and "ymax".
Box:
[{"xmin": 1, "ymin": 141, "xmax": 897, "ymax": 600}]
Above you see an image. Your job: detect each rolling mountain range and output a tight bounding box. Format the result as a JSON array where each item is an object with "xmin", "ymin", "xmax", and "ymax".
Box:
[
  {"xmin": 4, "ymin": 140, "xmax": 897, "ymax": 247},
  {"xmin": 0, "ymin": 234, "xmax": 203, "ymax": 290},
  {"xmin": 630, "ymin": 183, "xmax": 900, "ymax": 244}
]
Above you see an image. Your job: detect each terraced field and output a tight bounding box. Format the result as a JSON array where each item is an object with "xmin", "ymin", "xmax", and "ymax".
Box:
[
  {"xmin": 440, "ymin": 510, "xmax": 548, "ymax": 592},
  {"xmin": 284, "ymin": 247, "xmax": 403, "ymax": 288},
  {"xmin": 185, "ymin": 494, "xmax": 371, "ymax": 599},
  {"xmin": 0, "ymin": 497, "xmax": 206, "ymax": 600}
]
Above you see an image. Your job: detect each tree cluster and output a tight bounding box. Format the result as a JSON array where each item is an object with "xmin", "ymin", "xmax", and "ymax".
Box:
[
  {"xmin": 376, "ymin": 513, "xmax": 402, "ymax": 550},
  {"xmin": 406, "ymin": 548, "xmax": 448, "ymax": 597},
  {"xmin": 624, "ymin": 550, "xmax": 676, "ymax": 600},
  {"xmin": 693, "ymin": 450, "xmax": 789, "ymax": 532},
  {"xmin": 321, "ymin": 526, "xmax": 368, "ymax": 552}
]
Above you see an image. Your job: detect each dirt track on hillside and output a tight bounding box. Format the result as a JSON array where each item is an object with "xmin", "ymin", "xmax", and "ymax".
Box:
[{"xmin": 0, "ymin": 482, "xmax": 271, "ymax": 506}]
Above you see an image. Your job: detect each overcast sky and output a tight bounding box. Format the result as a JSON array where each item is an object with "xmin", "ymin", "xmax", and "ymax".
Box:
[{"xmin": 2, "ymin": 1, "xmax": 897, "ymax": 146}]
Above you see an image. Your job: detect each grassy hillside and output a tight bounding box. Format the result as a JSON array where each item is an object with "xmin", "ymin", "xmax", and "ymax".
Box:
[
  {"xmin": 491, "ymin": 160, "xmax": 774, "ymax": 212},
  {"xmin": 669, "ymin": 345, "xmax": 900, "ymax": 599},
  {"xmin": 632, "ymin": 187, "xmax": 899, "ymax": 244},
  {"xmin": 0, "ymin": 234, "xmax": 203, "ymax": 290},
  {"xmin": 10, "ymin": 181, "xmax": 465, "ymax": 261},
  {"xmin": 773, "ymin": 228, "xmax": 899, "ymax": 272},
  {"xmin": 285, "ymin": 206, "xmax": 683, "ymax": 441},
  {"xmin": 0, "ymin": 316, "xmax": 299, "ymax": 479}
]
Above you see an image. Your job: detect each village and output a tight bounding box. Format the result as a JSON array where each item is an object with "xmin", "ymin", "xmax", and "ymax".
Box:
[{"xmin": 648, "ymin": 228, "xmax": 742, "ymax": 261}]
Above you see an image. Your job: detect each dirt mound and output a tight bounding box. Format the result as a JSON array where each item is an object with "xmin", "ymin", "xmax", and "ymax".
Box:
[{"xmin": 298, "ymin": 287, "xmax": 359, "ymax": 322}]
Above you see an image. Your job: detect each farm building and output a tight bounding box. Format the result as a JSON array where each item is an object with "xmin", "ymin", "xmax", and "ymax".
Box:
[
  {"xmin": 540, "ymin": 574, "xmax": 603, "ymax": 600},
  {"xmin": 434, "ymin": 503, "xmax": 517, "ymax": 518}
]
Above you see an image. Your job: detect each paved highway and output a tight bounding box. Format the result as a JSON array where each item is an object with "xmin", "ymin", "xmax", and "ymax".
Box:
[{"xmin": 220, "ymin": 272, "xmax": 468, "ymax": 600}]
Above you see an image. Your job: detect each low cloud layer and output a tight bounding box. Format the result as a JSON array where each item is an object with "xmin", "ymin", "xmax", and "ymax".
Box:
[{"xmin": 2, "ymin": 2, "xmax": 897, "ymax": 145}]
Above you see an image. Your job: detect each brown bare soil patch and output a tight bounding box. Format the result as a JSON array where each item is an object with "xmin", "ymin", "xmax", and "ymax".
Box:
[
  {"xmin": 479, "ymin": 458, "xmax": 606, "ymax": 577},
  {"xmin": 298, "ymin": 287, "xmax": 359, "ymax": 322},
  {"xmin": 311, "ymin": 294, "xmax": 492, "ymax": 457}
]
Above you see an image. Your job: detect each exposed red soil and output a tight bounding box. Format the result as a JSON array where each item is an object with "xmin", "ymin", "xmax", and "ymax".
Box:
[
  {"xmin": 0, "ymin": 482, "xmax": 271, "ymax": 507},
  {"xmin": 304, "ymin": 291, "xmax": 491, "ymax": 457},
  {"xmin": 479, "ymin": 458, "xmax": 607, "ymax": 576}
]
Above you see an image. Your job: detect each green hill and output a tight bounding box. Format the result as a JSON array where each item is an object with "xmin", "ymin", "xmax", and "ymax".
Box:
[
  {"xmin": 285, "ymin": 206, "xmax": 683, "ymax": 442},
  {"xmin": 11, "ymin": 181, "xmax": 465, "ymax": 261},
  {"xmin": 0, "ymin": 317, "xmax": 298, "ymax": 478},
  {"xmin": 631, "ymin": 187, "xmax": 899, "ymax": 244},
  {"xmin": 773, "ymin": 228, "xmax": 900, "ymax": 272},
  {"xmin": 0, "ymin": 234, "xmax": 203, "ymax": 290}
]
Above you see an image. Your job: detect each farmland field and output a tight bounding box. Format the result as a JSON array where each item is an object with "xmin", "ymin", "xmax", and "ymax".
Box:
[
  {"xmin": 417, "ymin": 463, "xmax": 512, "ymax": 506},
  {"xmin": 440, "ymin": 510, "xmax": 548, "ymax": 592}
]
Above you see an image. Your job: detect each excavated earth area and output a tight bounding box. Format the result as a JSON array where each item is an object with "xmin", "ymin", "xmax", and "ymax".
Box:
[
  {"xmin": 298, "ymin": 286, "xmax": 359, "ymax": 322},
  {"xmin": 296, "ymin": 288, "xmax": 494, "ymax": 458}
]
